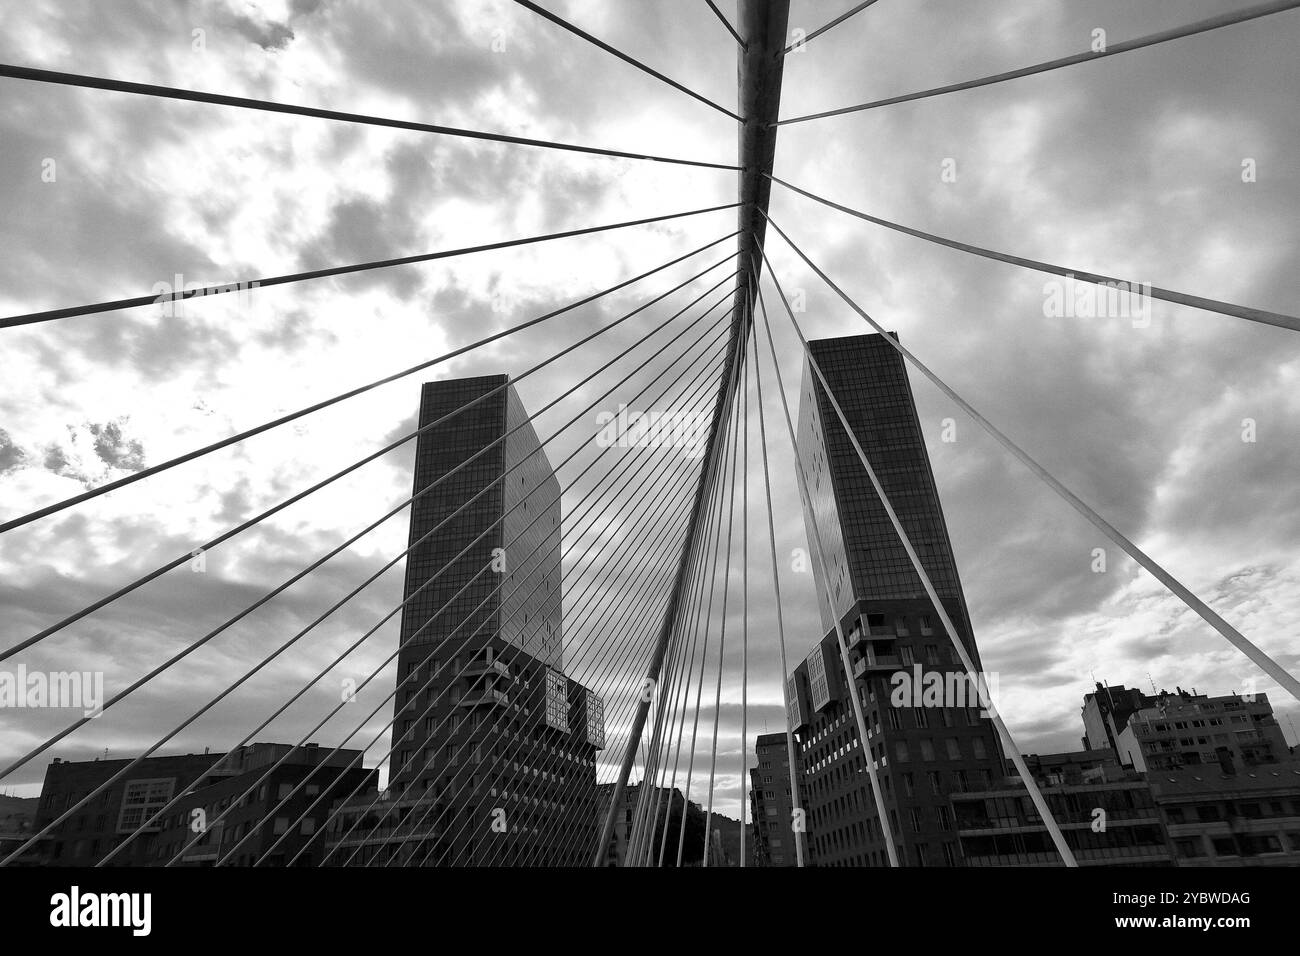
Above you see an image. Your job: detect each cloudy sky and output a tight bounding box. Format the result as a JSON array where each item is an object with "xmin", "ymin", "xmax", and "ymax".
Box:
[{"xmin": 1, "ymin": 0, "xmax": 1298, "ymax": 834}]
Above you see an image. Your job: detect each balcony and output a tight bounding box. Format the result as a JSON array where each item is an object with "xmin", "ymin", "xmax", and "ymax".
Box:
[
  {"xmin": 464, "ymin": 659, "xmax": 509, "ymax": 679},
  {"xmin": 459, "ymin": 688, "xmax": 509, "ymax": 708},
  {"xmin": 853, "ymin": 646, "xmax": 902, "ymax": 678}
]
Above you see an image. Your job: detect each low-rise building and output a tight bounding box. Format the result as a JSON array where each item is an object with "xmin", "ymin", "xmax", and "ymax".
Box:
[
  {"xmin": 150, "ymin": 742, "xmax": 376, "ymax": 867},
  {"xmin": 950, "ymin": 750, "xmax": 1173, "ymax": 867},
  {"xmin": 33, "ymin": 752, "xmax": 221, "ymax": 866},
  {"xmin": 1149, "ymin": 761, "xmax": 1300, "ymax": 866},
  {"xmin": 594, "ymin": 782, "xmax": 688, "ymax": 867},
  {"xmin": 1115, "ymin": 688, "xmax": 1290, "ymax": 773}
]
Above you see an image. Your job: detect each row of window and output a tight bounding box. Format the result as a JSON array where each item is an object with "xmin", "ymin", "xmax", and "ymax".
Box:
[
  {"xmin": 1175, "ymin": 832, "xmax": 1300, "ymax": 858},
  {"xmin": 1165, "ymin": 797, "xmax": 1300, "ymax": 823}
]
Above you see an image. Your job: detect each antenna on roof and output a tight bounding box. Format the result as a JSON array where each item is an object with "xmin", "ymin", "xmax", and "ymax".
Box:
[{"xmin": 1101, "ymin": 679, "xmax": 1117, "ymax": 711}]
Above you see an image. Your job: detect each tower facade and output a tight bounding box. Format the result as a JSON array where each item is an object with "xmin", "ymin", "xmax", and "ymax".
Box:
[
  {"xmin": 399, "ymin": 374, "xmax": 563, "ymax": 670},
  {"xmin": 788, "ymin": 333, "xmax": 1003, "ymax": 867},
  {"xmin": 749, "ymin": 732, "xmax": 809, "ymax": 866},
  {"xmin": 380, "ymin": 375, "xmax": 602, "ymax": 866}
]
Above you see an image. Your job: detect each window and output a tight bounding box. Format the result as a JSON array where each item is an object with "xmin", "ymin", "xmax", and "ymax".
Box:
[
  {"xmin": 945, "ymin": 738, "xmax": 961, "ymax": 760},
  {"xmin": 273, "ymin": 817, "xmax": 289, "ymax": 835},
  {"xmin": 544, "ymin": 669, "xmax": 569, "ymax": 731},
  {"xmin": 920, "ymin": 739, "xmax": 935, "ymax": 761},
  {"xmin": 1242, "ymin": 834, "xmax": 1281, "ymax": 855},
  {"xmin": 117, "ymin": 779, "xmax": 175, "ymax": 833}
]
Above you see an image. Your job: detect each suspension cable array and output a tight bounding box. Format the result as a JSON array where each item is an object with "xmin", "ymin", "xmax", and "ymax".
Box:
[{"xmin": 1, "ymin": 0, "xmax": 1296, "ymax": 873}]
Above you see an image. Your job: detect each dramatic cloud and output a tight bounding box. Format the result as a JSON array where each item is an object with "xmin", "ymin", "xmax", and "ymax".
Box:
[{"xmin": 1, "ymin": 0, "xmax": 1297, "ymax": 832}]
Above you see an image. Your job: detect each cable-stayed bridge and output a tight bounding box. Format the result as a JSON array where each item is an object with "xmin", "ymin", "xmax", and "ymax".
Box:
[{"xmin": 1, "ymin": 0, "xmax": 1298, "ymax": 870}]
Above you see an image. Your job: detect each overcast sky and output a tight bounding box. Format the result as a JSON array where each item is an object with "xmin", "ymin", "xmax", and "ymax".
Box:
[{"xmin": 1, "ymin": 0, "xmax": 1298, "ymax": 832}]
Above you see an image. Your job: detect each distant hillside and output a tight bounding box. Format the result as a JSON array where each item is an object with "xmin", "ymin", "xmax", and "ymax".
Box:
[
  {"xmin": 0, "ymin": 795, "xmax": 38, "ymax": 832},
  {"xmin": 0, "ymin": 795, "xmax": 37, "ymax": 814},
  {"xmin": 707, "ymin": 811, "xmax": 755, "ymax": 867}
]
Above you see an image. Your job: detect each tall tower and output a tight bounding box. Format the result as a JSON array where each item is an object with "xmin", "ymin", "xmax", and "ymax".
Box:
[
  {"xmin": 384, "ymin": 375, "xmax": 603, "ymax": 866},
  {"xmin": 787, "ymin": 333, "xmax": 1003, "ymax": 867},
  {"xmin": 399, "ymin": 374, "xmax": 563, "ymax": 671}
]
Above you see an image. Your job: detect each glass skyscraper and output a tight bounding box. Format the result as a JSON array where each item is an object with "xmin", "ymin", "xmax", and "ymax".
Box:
[
  {"xmin": 399, "ymin": 374, "xmax": 564, "ymax": 670},
  {"xmin": 787, "ymin": 333, "xmax": 1004, "ymax": 867},
  {"xmin": 364, "ymin": 375, "xmax": 603, "ymax": 866}
]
